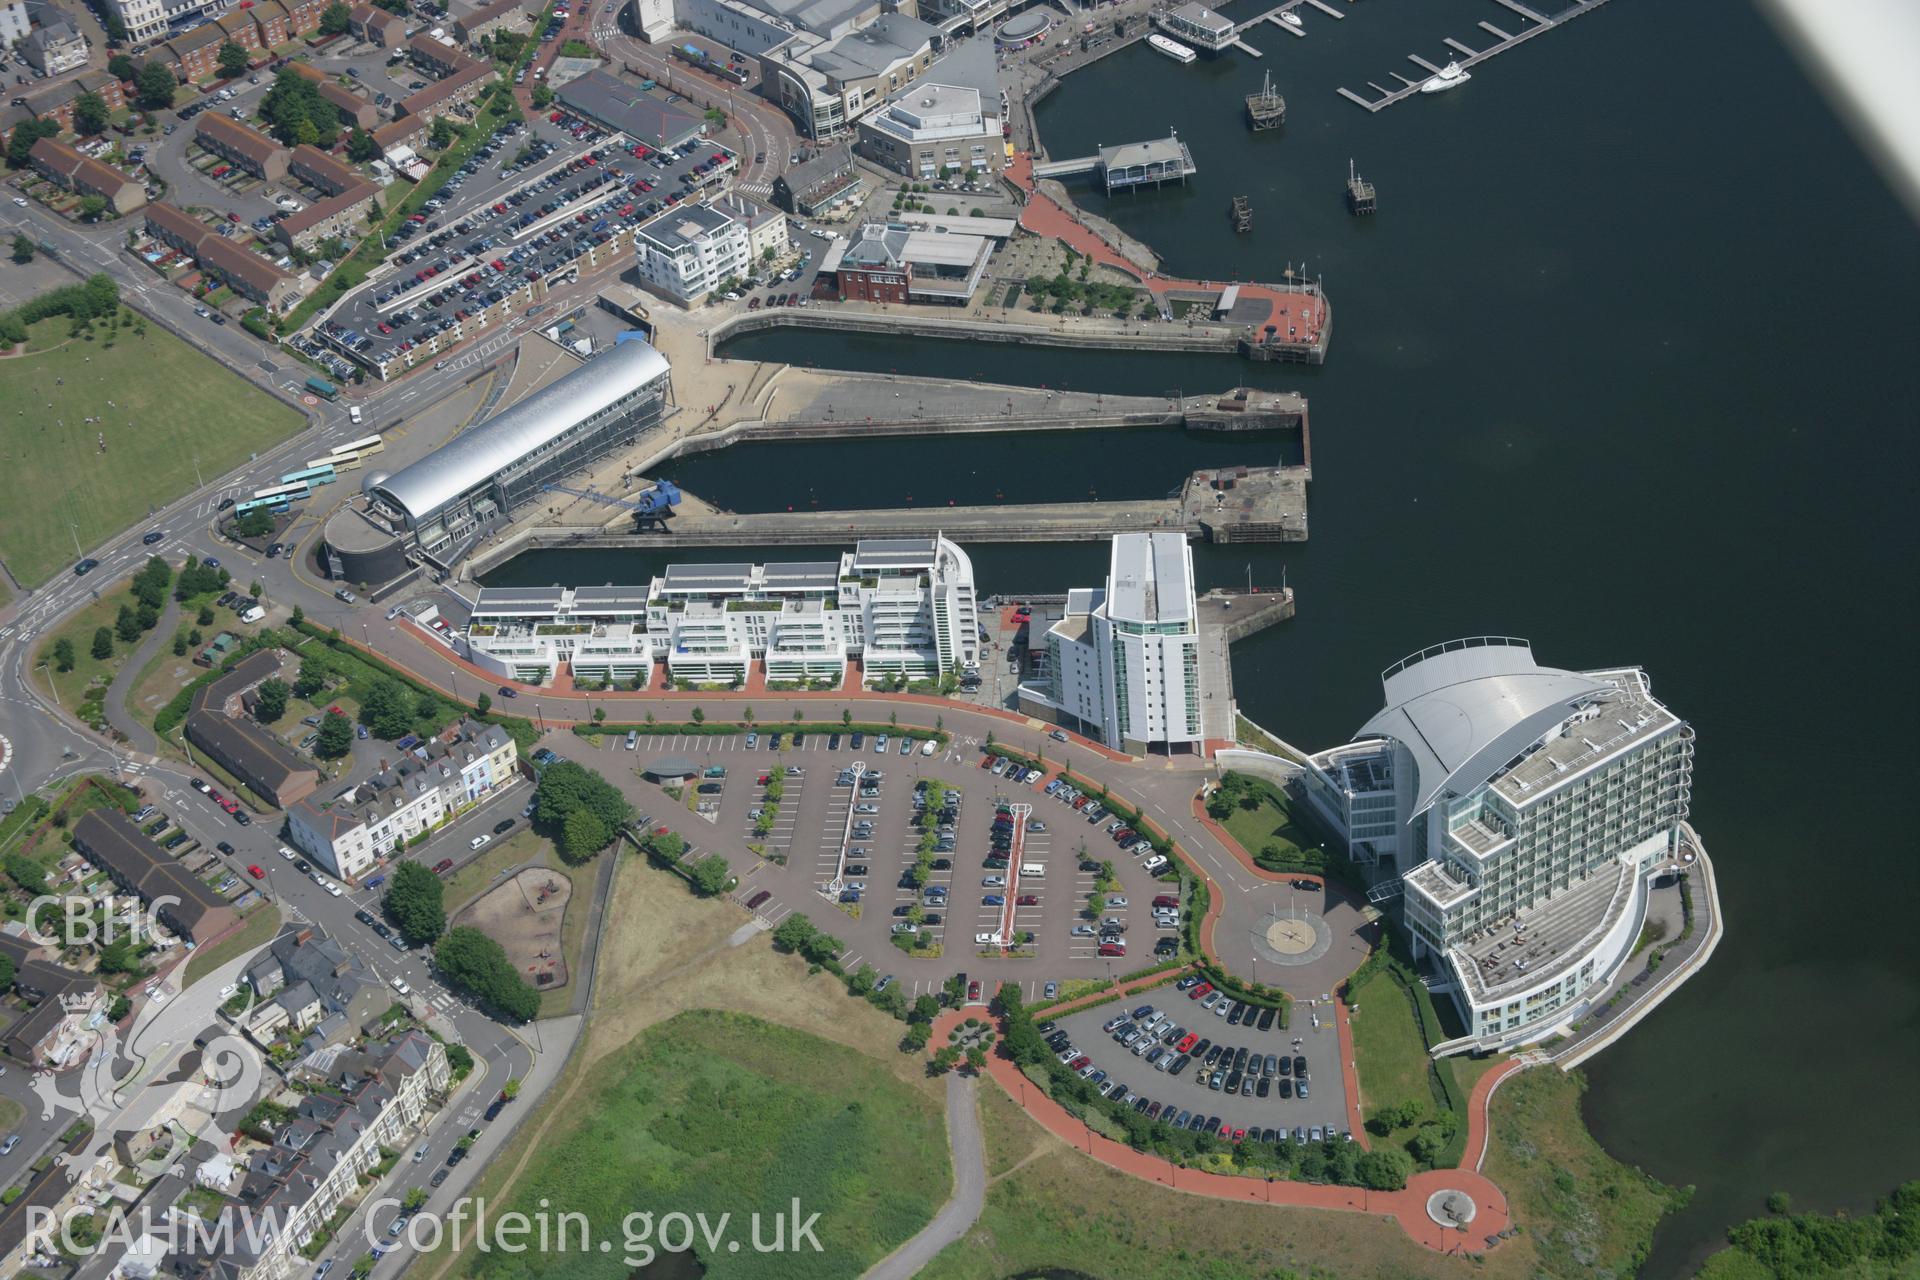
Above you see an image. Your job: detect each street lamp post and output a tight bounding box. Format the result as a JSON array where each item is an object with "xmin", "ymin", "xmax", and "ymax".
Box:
[{"xmin": 448, "ymin": 669, "xmax": 459, "ymax": 703}]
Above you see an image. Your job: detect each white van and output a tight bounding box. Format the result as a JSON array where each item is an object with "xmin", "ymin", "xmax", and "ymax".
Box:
[
  {"xmin": 348, "ymin": 405, "xmax": 362, "ymax": 424},
  {"xmin": 1019, "ymin": 863, "xmax": 1045, "ymax": 878},
  {"xmin": 625, "ymin": 730, "xmax": 638, "ymax": 750},
  {"xmin": 239, "ymin": 605, "xmax": 265, "ymax": 624}
]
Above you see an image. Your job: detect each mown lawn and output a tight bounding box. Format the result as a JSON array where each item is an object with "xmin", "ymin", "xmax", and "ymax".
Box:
[
  {"xmin": 1216, "ymin": 775, "xmax": 1334, "ymax": 870},
  {"xmin": 0, "ymin": 317, "xmax": 303, "ymax": 586},
  {"xmin": 459, "ymin": 1009, "xmax": 947, "ymax": 1280},
  {"xmin": 1348, "ymin": 969, "xmax": 1437, "ymax": 1126}
]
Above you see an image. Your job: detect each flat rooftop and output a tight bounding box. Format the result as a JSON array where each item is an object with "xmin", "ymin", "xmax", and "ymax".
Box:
[
  {"xmin": 1453, "ymin": 861, "xmax": 1637, "ymax": 1005},
  {"xmin": 1099, "ymin": 136, "xmax": 1191, "ymax": 171},
  {"xmin": 1492, "ymin": 669, "xmax": 1680, "ymax": 804}
]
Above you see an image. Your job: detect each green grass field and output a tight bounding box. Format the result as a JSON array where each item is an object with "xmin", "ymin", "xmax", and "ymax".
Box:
[
  {"xmin": 1348, "ymin": 970, "xmax": 1437, "ymax": 1127},
  {"xmin": 459, "ymin": 1010, "xmax": 947, "ymax": 1280},
  {"xmin": 0, "ymin": 317, "xmax": 304, "ymax": 586},
  {"xmin": 1216, "ymin": 776, "xmax": 1333, "ymax": 871}
]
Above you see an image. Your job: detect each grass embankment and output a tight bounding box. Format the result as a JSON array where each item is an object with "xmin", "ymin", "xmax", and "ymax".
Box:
[
  {"xmin": 924, "ymin": 1084, "xmax": 1504, "ymax": 1280},
  {"xmin": 422, "ymin": 857, "xmax": 950, "ymax": 1280},
  {"xmin": 1348, "ymin": 969, "xmax": 1438, "ymax": 1123},
  {"xmin": 1213, "ymin": 772, "xmax": 1350, "ymax": 880},
  {"xmin": 0, "ymin": 318, "xmax": 303, "ymax": 585},
  {"xmin": 462, "ymin": 1010, "xmax": 944, "ymax": 1280},
  {"xmin": 183, "ymin": 905, "xmax": 283, "ymax": 987},
  {"xmin": 1483, "ymin": 1068, "xmax": 1685, "ymax": 1279}
]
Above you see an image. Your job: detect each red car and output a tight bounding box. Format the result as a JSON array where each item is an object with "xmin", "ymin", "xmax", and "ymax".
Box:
[
  {"xmin": 1153, "ymin": 896, "xmax": 1180, "ymax": 909},
  {"xmin": 432, "ymin": 858, "xmax": 454, "ymax": 874},
  {"xmin": 1015, "ymin": 894, "xmax": 1039, "ymax": 906},
  {"xmin": 247, "ymin": 864, "xmax": 266, "ymax": 880},
  {"xmin": 1232, "ymin": 1127, "xmax": 1246, "ymax": 1143},
  {"xmin": 967, "ymin": 980, "xmax": 982, "ymax": 1002},
  {"xmin": 1176, "ymin": 1033, "xmax": 1199, "ymax": 1053},
  {"xmin": 1068, "ymin": 1055, "xmax": 1090, "ymax": 1071},
  {"xmin": 1188, "ymin": 982, "xmax": 1214, "ymax": 1000},
  {"xmin": 1097, "ymin": 943, "xmax": 1126, "ymax": 957},
  {"xmin": 745, "ymin": 889, "xmax": 772, "ymax": 909}
]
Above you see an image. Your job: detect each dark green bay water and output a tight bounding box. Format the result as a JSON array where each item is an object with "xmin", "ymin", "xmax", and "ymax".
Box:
[{"xmin": 490, "ymin": 0, "xmax": 1919, "ymax": 1272}]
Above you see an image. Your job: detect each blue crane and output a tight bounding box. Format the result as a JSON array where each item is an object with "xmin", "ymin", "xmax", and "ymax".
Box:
[{"xmin": 541, "ymin": 480, "xmax": 682, "ymax": 530}]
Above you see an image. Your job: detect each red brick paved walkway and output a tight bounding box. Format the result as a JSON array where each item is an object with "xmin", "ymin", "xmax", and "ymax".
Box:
[{"xmin": 1005, "ymin": 150, "xmax": 1329, "ymax": 342}]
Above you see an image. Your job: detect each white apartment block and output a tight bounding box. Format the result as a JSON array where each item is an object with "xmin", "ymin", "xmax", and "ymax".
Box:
[
  {"xmin": 2, "ymin": 1, "xmax": 32, "ymax": 47},
  {"xmin": 112, "ymin": 0, "xmax": 225, "ymax": 46},
  {"xmin": 633, "ymin": 198, "xmax": 751, "ymax": 304},
  {"xmin": 462, "ymin": 536, "xmax": 980, "ymax": 688},
  {"xmin": 286, "ymin": 720, "xmax": 516, "ymax": 880},
  {"xmin": 1020, "ymin": 533, "xmax": 1204, "ymax": 755},
  {"xmin": 1298, "ymin": 638, "xmax": 1697, "ymax": 1048}
]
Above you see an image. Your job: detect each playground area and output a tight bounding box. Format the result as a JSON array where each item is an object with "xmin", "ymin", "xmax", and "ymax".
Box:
[{"xmin": 451, "ymin": 864, "xmax": 574, "ymax": 990}]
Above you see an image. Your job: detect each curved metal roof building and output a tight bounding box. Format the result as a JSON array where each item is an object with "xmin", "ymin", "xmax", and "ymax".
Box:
[
  {"xmin": 368, "ymin": 337, "xmax": 670, "ymax": 533},
  {"xmin": 1358, "ymin": 637, "xmax": 1608, "ymax": 817}
]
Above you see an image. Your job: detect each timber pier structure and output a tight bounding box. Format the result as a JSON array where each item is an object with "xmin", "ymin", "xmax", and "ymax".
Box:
[{"xmin": 1338, "ymin": 0, "xmax": 1618, "ymax": 111}]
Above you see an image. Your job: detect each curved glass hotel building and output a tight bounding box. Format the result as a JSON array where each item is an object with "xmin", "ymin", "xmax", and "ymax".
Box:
[{"xmin": 1299, "ymin": 638, "xmax": 1698, "ymax": 1048}]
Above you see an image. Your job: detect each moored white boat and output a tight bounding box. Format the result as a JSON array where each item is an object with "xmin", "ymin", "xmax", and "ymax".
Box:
[
  {"xmin": 1420, "ymin": 60, "xmax": 1470, "ymax": 92},
  {"xmin": 1149, "ymin": 33, "xmax": 1197, "ymax": 63}
]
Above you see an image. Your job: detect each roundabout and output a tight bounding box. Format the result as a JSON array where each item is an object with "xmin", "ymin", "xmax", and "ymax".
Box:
[{"xmin": 1251, "ymin": 907, "xmax": 1333, "ymax": 967}]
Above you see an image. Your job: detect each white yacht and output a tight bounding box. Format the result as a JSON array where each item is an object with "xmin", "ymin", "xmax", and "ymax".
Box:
[
  {"xmin": 1149, "ymin": 33, "xmax": 1197, "ymax": 63},
  {"xmin": 1281, "ymin": 11, "xmax": 1302, "ymax": 26},
  {"xmin": 1420, "ymin": 61, "xmax": 1470, "ymax": 93}
]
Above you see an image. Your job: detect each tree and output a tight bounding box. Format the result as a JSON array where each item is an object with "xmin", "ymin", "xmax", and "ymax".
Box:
[
  {"xmin": 135, "ymin": 601, "xmax": 159, "ymax": 632},
  {"xmin": 234, "ymin": 507, "xmax": 274, "ymax": 538},
  {"xmin": 689, "ymin": 854, "xmax": 731, "ymax": 896},
  {"xmin": 559, "ymin": 807, "xmax": 611, "ymax": 863},
  {"xmin": 475, "ymin": 692, "xmax": 491, "ymax": 717},
  {"xmin": 52, "ymin": 637, "xmax": 75, "ymax": 672},
  {"xmin": 6, "ymin": 118, "xmax": 59, "ymax": 170},
  {"xmin": 501, "ymin": 1077, "xmax": 521, "ymax": 1100},
  {"xmin": 108, "ymin": 54, "xmax": 137, "ymax": 82},
  {"xmin": 78, "ymin": 194, "xmax": 109, "ymax": 222},
  {"xmin": 531, "ymin": 84, "xmax": 554, "ymax": 109},
  {"xmin": 319, "ymin": 0, "xmax": 351, "ymax": 35},
  {"xmin": 904, "ymin": 1022, "xmax": 931, "ymax": 1051},
  {"xmin": 289, "ymin": 605, "xmax": 304, "ymax": 627},
  {"xmin": 315, "ymin": 708, "xmax": 354, "ymax": 758},
  {"xmin": 1356, "ymin": 1149, "xmax": 1414, "ymax": 1191},
  {"xmin": 218, "ymin": 42, "xmax": 250, "ymax": 81},
  {"xmin": 136, "ymin": 61, "xmax": 179, "ymax": 112},
  {"xmin": 115, "ymin": 604, "xmax": 141, "ymax": 643},
  {"xmin": 434, "ymin": 927, "xmax": 538, "ymax": 1021},
  {"xmin": 414, "ymin": 689, "xmax": 438, "ymax": 721},
  {"xmin": 429, "ymin": 117, "xmax": 457, "ymax": 150},
  {"xmin": 359, "ymin": 677, "xmax": 413, "ymax": 739},
  {"xmin": 964, "ymin": 1045, "xmax": 987, "ymax": 1073},
  {"xmin": 848, "ymin": 964, "xmax": 876, "ymax": 995},
  {"xmin": 294, "ymin": 655, "xmax": 330, "ymax": 699},
  {"xmin": 591, "ymin": 705, "xmax": 605, "ymax": 723},
  {"xmin": 98, "ymin": 936, "xmax": 141, "ymax": 975},
  {"xmin": 249, "ymin": 581, "xmax": 263, "ymax": 600},
  {"xmin": 689, "ymin": 706, "xmax": 705, "ymax": 724},
  {"xmin": 173, "ymin": 634, "xmax": 188, "ymax": 657},
  {"xmin": 254, "ymin": 677, "xmax": 290, "ymax": 723},
  {"xmin": 384, "ymin": 862, "xmax": 447, "ymax": 945},
  {"xmin": 402, "ymin": 1187, "xmax": 428, "ymax": 1213},
  {"xmin": 10, "ymin": 234, "xmax": 32, "ymax": 264},
  {"xmin": 347, "ymin": 127, "xmax": 378, "ymax": 163},
  {"xmin": 772, "ymin": 914, "xmax": 817, "ymax": 954}
]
